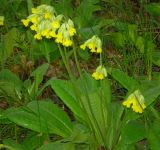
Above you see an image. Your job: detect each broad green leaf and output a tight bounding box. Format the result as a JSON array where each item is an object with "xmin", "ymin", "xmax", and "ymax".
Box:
[
  {"xmin": 145, "ymin": 3, "xmax": 160, "ymax": 17},
  {"xmin": 39, "ymin": 40, "xmax": 59, "ymax": 63},
  {"xmin": 101, "ymin": 79, "xmax": 111, "ymax": 105},
  {"xmin": 0, "ymin": 108, "xmax": 11, "ymax": 124},
  {"xmin": 148, "ymin": 120, "xmax": 160, "ymax": 150},
  {"xmin": 121, "ymin": 120, "xmax": 146, "ymax": 144},
  {"xmin": 50, "ymin": 79, "xmax": 84, "ymax": 120},
  {"xmin": 141, "ymin": 84, "xmax": 160, "ymax": 105},
  {"xmin": 135, "ymin": 36, "xmax": 144, "ymax": 53},
  {"xmin": 0, "ymin": 69, "xmax": 22, "ymax": 102},
  {"xmin": 77, "ymin": 47, "xmax": 90, "ymax": 61},
  {"xmin": 77, "ymin": 71, "xmax": 98, "ymax": 93},
  {"xmin": 5, "ymin": 100, "xmax": 73, "ymax": 137},
  {"xmin": 78, "ymin": 25, "xmax": 101, "ymax": 38},
  {"xmin": 0, "ymin": 16, "xmax": 4, "ymax": 26},
  {"xmin": 41, "ymin": 0, "xmax": 51, "ymax": 5},
  {"xmin": 29, "ymin": 63, "xmax": 49, "ymax": 96},
  {"xmin": 38, "ymin": 142, "xmax": 75, "ymax": 150},
  {"xmin": 0, "ymin": 69, "xmax": 22, "ymax": 87},
  {"xmin": 74, "ymin": 0, "xmax": 100, "ymax": 28},
  {"xmin": 111, "ymin": 68, "xmax": 139, "ymax": 91},
  {"xmin": 54, "ymin": 0, "xmax": 73, "ymax": 17},
  {"xmin": 81, "ymin": 91, "xmax": 108, "ymax": 145},
  {"xmin": 22, "ymin": 132, "xmax": 47, "ymax": 150},
  {"xmin": 111, "ymin": 32, "xmax": 125, "ymax": 47},
  {"xmin": 27, "ymin": 0, "xmax": 33, "ymax": 14},
  {"xmin": 0, "ymin": 28, "xmax": 18, "ymax": 63},
  {"xmin": 3, "ymin": 139, "xmax": 24, "ymax": 150},
  {"xmin": 128, "ymin": 24, "xmax": 137, "ymax": 43},
  {"xmin": 152, "ymin": 51, "xmax": 160, "ymax": 67}
]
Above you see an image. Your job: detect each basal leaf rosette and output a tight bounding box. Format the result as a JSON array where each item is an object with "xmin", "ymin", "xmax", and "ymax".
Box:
[{"xmin": 122, "ymin": 90, "xmax": 146, "ymax": 113}]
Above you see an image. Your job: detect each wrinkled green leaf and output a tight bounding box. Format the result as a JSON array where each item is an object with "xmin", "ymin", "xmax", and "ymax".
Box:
[
  {"xmin": 3, "ymin": 139, "xmax": 24, "ymax": 150},
  {"xmin": 38, "ymin": 142, "xmax": 75, "ymax": 150},
  {"xmin": 50, "ymin": 79, "xmax": 84, "ymax": 120},
  {"xmin": 145, "ymin": 3, "xmax": 160, "ymax": 17},
  {"xmin": 121, "ymin": 120, "xmax": 146, "ymax": 144},
  {"xmin": 111, "ymin": 68, "xmax": 139, "ymax": 91},
  {"xmin": 148, "ymin": 120, "xmax": 160, "ymax": 150},
  {"xmin": 5, "ymin": 100, "xmax": 73, "ymax": 137}
]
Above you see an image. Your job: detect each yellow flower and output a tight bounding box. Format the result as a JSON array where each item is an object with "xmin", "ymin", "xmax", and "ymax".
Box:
[
  {"xmin": 31, "ymin": 17, "xmax": 38, "ymax": 24},
  {"xmin": 63, "ymin": 39, "xmax": 72, "ymax": 47},
  {"xmin": 41, "ymin": 29, "xmax": 50, "ymax": 37},
  {"xmin": 55, "ymin": 33, "xmax": 63, "ymax": 43},
  {"xmin": 69, "ymin": 27, "xmax": 76, "ymax": 36},
  {"xmin": 88, "ymin": 42, "xmax": 95, "ymax": 49},
  {"xmin": 34, "ymin": 33, "xmax": 42, "ymax": 40},
  {"xmin": 122, "ymin": 90, "xmax": 146, "ymax": 113},
  {"xmin": 30, "ymin": 24, "xmax": 37, "ymax": 31},
  {"xmin": 97, "ymin": 47, "xmax": 102, "ymax": 53},
  {"xmin": 52, "ymin": 20, "xmax": 60, "ymax": 29},
  {"xmin": 32, "ymin": 8, "xmax": 37, "ymax": 14},
  {"xmin": 80, "ymin": 44, "xmax": 86, "ymax": 50},
  {"xmin": 92, "ymin": 65, "xmax": 107, "ymax": 80},
  {"xmin": 80, "ymin": 35, "xmax": 102, "ymax": 53},
  {"xmin": 50, "ymin": 31, "xmax": 57, "ymax": 37},
  {"xmin": 44, "ymin": 12, "xmax": 52, "ymax": 19},
  {"xmin": 21, "ymin": 19, "xmax": 30, "ymax": 27}
]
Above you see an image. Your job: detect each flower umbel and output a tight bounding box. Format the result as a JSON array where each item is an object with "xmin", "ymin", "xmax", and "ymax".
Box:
[
  {"xmin": 122, "ymin": 90, "xmax": 146, "ymax": 113},
  {"xmin": 92, "ymin": 65, "xmax": 107, "ymax": 80}
]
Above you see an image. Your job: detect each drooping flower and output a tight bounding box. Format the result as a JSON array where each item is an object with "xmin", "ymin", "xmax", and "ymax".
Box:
[
  {"xmin": 21, "ymin": 5, "xmax": 76, "ymax": 44},
  {"xmin": 21, "ymin": 19, "xmax": 30, "ymax": 27},
  {"xmin": 122, "ymin": 90, "xmax": 146, "ymax": 113},
  {"xmin": 92, "ymin": 65, "xmax": 107, "ymax": 80},
  {"xmin": 21, "ymin": 5, "xmax": 57, "ymax": 40},
  {"xmin": 55, "ymin": 19, "xmax": 76, "ymax": 47},
  {"xmin": 80, "ymin": 35, "xmax": 102, "ymax": 53}
]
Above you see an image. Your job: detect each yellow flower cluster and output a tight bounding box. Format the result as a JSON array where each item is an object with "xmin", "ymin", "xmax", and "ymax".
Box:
[
  {"xmin": 92, "ymin": 65, "xmax": 107, "ymax": 80},
  {"xmin": 80, "ymin": 35, "xmax": 102, "ymax": 53},
  {"xmin": 122, "ymin": 90, "xmax": 146, "ymax": 113},
  {"xmin": 55, "ymin": 19, "xmax": 76, "ymax": 47},
  {"xmin": 21, "ymin": 5, "xmax": 76, "ymax": 47}
]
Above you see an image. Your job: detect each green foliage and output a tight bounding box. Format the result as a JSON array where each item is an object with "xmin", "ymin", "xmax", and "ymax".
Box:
[
  {"xmin": 148, "ymin": 120, "xmax": 160, "ymax": 150},
  {"xmin": 145, "ymin": 3, "xmax": 160, "ymax": 17},
  {"xmin": 1, "ymin": 1, "xmax": 160, "ymax": 150},
  {"xmin": 5, "ymin": 100, "xmax": 73, "ymax": 137},
  {"xmin": 0, "ymin": 28, "xmax": 18, "ymax": 63},
  {"xmin": 50, "ymin": 79, "xmax": 85, "ymax": 121},
  {"xmin": 121, "ymin": 120, "xmax": 146, "ymax": 144}
]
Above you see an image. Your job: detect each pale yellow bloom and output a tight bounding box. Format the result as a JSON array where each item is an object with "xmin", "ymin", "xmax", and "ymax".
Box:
[
  {"xmin": 69, "ymin": 27, "xmax": 76, "ymax": 36},
  {"xmin": 21, "ymin": 19, "xmax": 30, "ymax": 27},
  {"xmin": 34, "ymin": 33, "xmax": 42, "ymax": 40},
  {"xmin": 31, "ymin": 17, "xmax": 38, "ymax": 24},
  {"xmin": 122, "ymin": 90, "xmax": 146, "ymax": 113},
  {"xmin": 52, "ymin": 20, "xmax": 60, "ymax": 29},
  {"xmin": 92, "ymin": 65, "xmax": 107, "ymax": 80},
  {"xmin": 50, "ymin": 31, "xmax": 57, "ymax": 37},
  {"xmin": 80, "ymin": 35, "xmax": 102, "ymax": 53},
  {"xmin": 30, "ymin": 24, "xmax": 37, "ymax": 31},
  {"xmin": 44, "ymin": 12, "xmax": 52, "ymax": 19},
  {"xmin": 32, "ymin": 8, "xmax": 37, "ymax": 14},
  {"xmin": 80, "ymin": 44, "xmax": 86, "ymax": 50},
  {"xmin": 63, "ymin": 39, "xmax": 72, "ymax": 47}
]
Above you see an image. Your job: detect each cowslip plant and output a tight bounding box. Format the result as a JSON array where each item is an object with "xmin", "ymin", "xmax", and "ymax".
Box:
[{"xmin": 3, "ymin": 4, "xmax": 160, "ymax": 150}]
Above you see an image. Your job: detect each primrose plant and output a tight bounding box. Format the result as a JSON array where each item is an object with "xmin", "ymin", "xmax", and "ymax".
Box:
[{"xmin": 7, "ymin": 4, "xmax": 158, "ymax": 150}]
